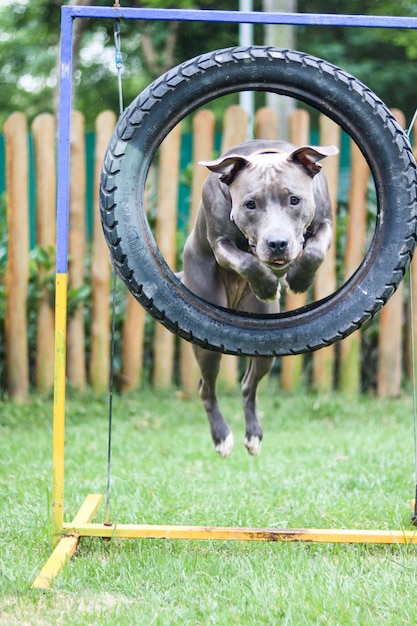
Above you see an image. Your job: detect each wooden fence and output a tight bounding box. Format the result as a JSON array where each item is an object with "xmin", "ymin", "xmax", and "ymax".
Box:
[{"xmin": 2, "ymin": 106, "xmax": 416, "ymax": 401}]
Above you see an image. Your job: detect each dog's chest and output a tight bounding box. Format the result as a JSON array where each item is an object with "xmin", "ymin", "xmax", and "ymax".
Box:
[{"xmin": 220, "ymin": 271, "xmax": 249, "ymax": 309}]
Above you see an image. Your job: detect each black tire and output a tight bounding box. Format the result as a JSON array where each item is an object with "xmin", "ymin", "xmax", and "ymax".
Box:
[{"xmin": 100, "ymin": 46, "xmax": 417, "ymax": 357}]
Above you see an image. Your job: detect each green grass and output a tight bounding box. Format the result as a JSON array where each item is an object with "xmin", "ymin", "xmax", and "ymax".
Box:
[{"xmin": 1, "ymin": 383, "xmax": 417, "ymax": 624}]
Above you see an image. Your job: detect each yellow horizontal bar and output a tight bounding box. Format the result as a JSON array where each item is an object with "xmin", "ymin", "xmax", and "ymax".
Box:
[
  {"xmin": 62, "ymin": 522, "xmax": 417, "ymax": 545},
  {"xmin": 32, "ymin": 494, "xmax": 103, "ymax": 589}
]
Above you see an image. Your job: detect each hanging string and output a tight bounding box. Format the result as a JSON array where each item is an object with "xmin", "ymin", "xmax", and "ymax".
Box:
[
  {"xmin": 409, "ymin": 263, "xmax": 417, "ymax": 523},
  {"xmin": 407, "ymin": 109, "xmax": 417, "ymax": 138},
  {"xmin": 105, "ymin": 15, "xmax": 125, "ymax": 526},
  {"xmin": 114, "ymin": 18, "xmax": 124, "ymax": 114},
  {"xmin": 105, "ymin": 264, "xmax": 118, "ymax": 525},
  {"xmin": 405, "ymin": 111, "xmax": 417, "ymax": 523}
]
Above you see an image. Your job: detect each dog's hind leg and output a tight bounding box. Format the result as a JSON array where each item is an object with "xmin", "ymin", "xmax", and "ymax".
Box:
[
  {"xmin": 193, "ymin": 346, "xmax": 234, "ymax": 458},
  {"xmin": 241, "ymin": 356, "xmax": 275, "ymax": 456}
]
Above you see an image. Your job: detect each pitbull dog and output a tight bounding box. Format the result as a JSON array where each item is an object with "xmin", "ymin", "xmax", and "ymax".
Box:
[{"xmin": 181, "ymin": 139, "xmax": 338, "ymax": 458}]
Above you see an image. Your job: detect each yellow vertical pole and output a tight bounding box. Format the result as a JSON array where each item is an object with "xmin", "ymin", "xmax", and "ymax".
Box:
[
  {"xmin": 50, "ymin": 5, "xmax": 74, "ymax": 549},
  {"xmin": 52, "ymin": 273, "xmax": 68, "ymax": 547}
]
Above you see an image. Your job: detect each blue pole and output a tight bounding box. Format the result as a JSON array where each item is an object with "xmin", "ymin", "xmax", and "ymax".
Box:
[
  {"xmin": 62, "ymin": 6, "xmax": 417, "ymax": 29},
  {"xmin": 56, "ymin": 8, "xmax": 73, "ymax": 275}
]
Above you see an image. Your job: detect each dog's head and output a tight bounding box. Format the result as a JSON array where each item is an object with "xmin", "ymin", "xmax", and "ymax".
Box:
[{"xmin": 200, "ymin": 145, "xmax": 338, "ymax": 272}]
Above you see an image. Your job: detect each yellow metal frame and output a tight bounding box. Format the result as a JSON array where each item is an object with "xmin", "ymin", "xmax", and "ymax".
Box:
[
  {"xmin": 34, "ymin": 494, "xmax": 417, "ymax": 590},
  {"xmin": 31, "ymin": 271, "xmax": 417, "ymax": 590}
]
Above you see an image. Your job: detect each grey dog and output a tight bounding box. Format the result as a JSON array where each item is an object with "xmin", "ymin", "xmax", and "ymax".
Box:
[{"xmin": 181, "ymin": 139, "xmax": 338, "ymax": 457}]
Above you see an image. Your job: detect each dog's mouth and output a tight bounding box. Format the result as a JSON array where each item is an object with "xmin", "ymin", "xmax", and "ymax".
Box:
[
  {"xmin": 250, "ymin": 243, "xmax": 292, "ymax": 269},
  {"xmin": 267, "ymin": 258, "xmax": 292, "ymax": 272}
]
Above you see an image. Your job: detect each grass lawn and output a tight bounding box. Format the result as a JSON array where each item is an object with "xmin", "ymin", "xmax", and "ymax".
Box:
[{"xmin": 1, "ymin": 381, "xmax": 417, "ymax": 624}]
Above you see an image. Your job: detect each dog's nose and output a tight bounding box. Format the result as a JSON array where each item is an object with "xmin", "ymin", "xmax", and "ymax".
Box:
[{"xmin": 267, "ymin": 236, "xmax": 289, "ymax": 253}]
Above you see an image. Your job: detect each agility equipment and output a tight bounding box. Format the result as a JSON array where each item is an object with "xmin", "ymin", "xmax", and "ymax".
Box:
[{"xmin": 32, "ymin": 6, "xmax": 417, "ymax": 589}]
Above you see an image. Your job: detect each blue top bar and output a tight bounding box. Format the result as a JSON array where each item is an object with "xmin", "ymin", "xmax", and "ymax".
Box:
[{"xmin": 63, "ymin": 5, "xmax": 417, "ymax": 29}]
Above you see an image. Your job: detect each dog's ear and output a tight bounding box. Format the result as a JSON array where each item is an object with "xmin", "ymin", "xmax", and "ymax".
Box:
[
  {"xmin": 199, "ymin": 155, "xmax": 249, "ymax": 185},
  {"xmin": 289, "ymin": 145, "xmax": 339, "ymax": 178}
]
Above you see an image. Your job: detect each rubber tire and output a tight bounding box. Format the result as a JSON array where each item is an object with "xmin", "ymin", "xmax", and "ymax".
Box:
[{"xmin": 100, "ymin": 46, "xmax": 417, "ymax": 357}]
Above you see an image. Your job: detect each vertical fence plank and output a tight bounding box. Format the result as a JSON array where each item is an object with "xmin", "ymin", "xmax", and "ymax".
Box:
[
  {"xmin": 221, "ymin": 105, "xmax": 248, "ymax": 152},
  {"xmin": 377, "ymin": 109, "xmax": 405, "ymax": 397},
  {"xmin": 281, "ymin": 109, "xmax": 311, "ymax": 391},
  {"xmin": 255, "ymin": 106, "xmax": 278, "ymax": 140},
  {"xmin": 189, "ymin": 110, "xmax": 216, "ymax": 228},
  {"xmin": 218, "ymin": 105, "xmax": 248, "ymax": 389},
  {"xmin": 339, "ymin": 139, "xmax": 369, "ymax": 393},
  {"xmin": 32, "ymin": 113, "xmax": 56, "ymax": 393},
  {"xmin": 180, "ymin": 109, "xmax": 215, "ymax": 394},
  {"xmin": 67, "ymin": 111, "xmax": 87, "ymax": 391},
  {"xmin": 90, "ymin": 111, "xmax": 116, "ymax": 394},
  {"xmin": 120, "ymin": 291, "xmax": 146, "ymax": 392},
  {"xmin": 377, "ymin": 282, "xmax": 404, "ymax": 396},
  {"xmin": 4, "ymin": 113, "xmax": 29, "ymax": 401},
  {"xmin": 153, "ymin": 124, "xmax": 182, "ymax": 388},
  {"xmin": 312, "ymin": 115, "xmax": 340, "ymax": 392}
]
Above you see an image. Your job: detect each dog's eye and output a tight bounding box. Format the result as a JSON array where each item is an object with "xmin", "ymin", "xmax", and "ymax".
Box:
[
  {"xmin": 290, "ymin": 196, "xmax": 300, "ymax": 206},
  {"xmin": 245, "ymin": 200, "xmax": 256, "ymax": 210}
]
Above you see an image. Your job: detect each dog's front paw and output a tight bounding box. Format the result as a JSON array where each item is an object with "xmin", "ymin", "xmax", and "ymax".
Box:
[
  {"xmin": 285, "ymin": 266, "xmax": 315, "ymax": 293},
  {"xmin": 285, "ymin": 246, "xmax": 326, "ymax": 293},
  {"xmin": 252, "ymin": 279, "xmax": 280, "ymax": 301},
  {"xmin": 249, "ymin": 268, "xmax": 280, "ymax": 302}
]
